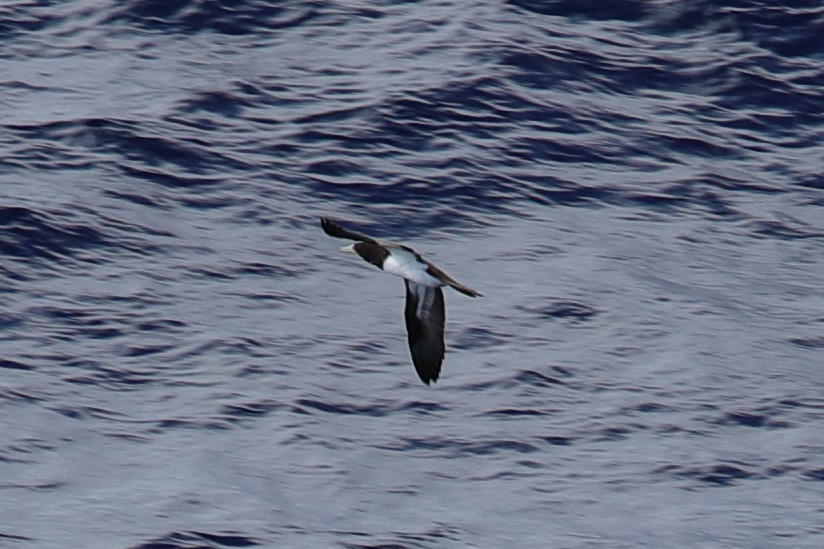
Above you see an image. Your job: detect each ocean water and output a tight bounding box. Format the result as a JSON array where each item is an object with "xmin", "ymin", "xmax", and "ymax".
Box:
[{"xmin": 1, "ymin": 1, "xmax": 823, "ymax": 547}]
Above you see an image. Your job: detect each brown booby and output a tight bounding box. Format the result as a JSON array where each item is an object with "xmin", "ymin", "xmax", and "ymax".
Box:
[{"xmin": 320, "ymin": 217, "xmax": 481, "ymax": 385}]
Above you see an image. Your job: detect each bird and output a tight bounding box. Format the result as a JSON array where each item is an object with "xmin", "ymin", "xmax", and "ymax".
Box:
[{"xmin": 320, "ymin": 217, "xmax": 481, "ymax": 385}]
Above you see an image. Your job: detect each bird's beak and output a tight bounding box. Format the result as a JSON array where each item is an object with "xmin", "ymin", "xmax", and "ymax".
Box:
[{"xmin": 340, "ymin": 243, "xmax": 356, "ymax": 254}]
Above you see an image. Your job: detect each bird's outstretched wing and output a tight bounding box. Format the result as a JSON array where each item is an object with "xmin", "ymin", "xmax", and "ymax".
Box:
[
  {"xmin": 320, "ymin": 218, "xmax": 379, "ymax": 245},
  {"xmin": 404, "ymin": 280, "xmax": 445, "ymax": 385},
  {"xmin": 423, "ymin": 259, "xmax": 483, "ymax": 298}
]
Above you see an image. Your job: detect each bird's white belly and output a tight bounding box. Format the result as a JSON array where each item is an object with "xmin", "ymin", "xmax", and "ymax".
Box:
[{"xmin": 383, "ymin": 251, "xmax": 442, "ymax": 287}]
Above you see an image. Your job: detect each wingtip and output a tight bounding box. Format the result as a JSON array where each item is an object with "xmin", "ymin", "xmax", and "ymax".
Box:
[
  {"xmin": 419, "ymin": 375, "xmax": 437, "ymax": 386},
  {"xmin": 320, "ymin": 217, "xmax": 337, "ymax": 235},
  {"xmin": 453, "ymin": 285, "xmax": 483, "ymax": 298}
]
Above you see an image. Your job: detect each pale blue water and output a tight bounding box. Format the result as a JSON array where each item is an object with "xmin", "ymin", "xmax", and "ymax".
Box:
[{"xmin": 1, "ymin": 1, "xmax": 823, "ymax": 548}]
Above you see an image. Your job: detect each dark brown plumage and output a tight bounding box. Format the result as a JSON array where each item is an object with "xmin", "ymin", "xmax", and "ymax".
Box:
[{"xmin": 404, "ymin": 280, "xmax": 445, "ymax": 383}]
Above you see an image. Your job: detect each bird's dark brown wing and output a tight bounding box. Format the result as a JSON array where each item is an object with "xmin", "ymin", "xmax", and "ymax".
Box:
[
  {"xmin": 320, "ymin": 218, "xmax": 379, "ymax": 244},
  {"xmin": 423, "ymin": 259, "xmax": 483, "ymax": 297},
  {"xmin": 404, "ymin": 280, "xmax": 445, "ymax": 385}
]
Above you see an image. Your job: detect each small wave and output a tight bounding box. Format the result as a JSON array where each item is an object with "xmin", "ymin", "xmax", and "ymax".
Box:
[
  {"xmin": 658, "ymin": 462, "xmax": 759, "ymax": 486},
  {"xmin": 290, "ymin": 397, "xmax": 447, "ymax": 418},
  {"xmin": 126, "ymin": 531, "xmax": 259, "ymax": 549},
  {"xmin": 0, "ymin": 206, "xmax": 107, "ymax": 262},
  {"xmin": 517, "ymin": 300, "xmax": 599, "ymax": 322},
  {"xmin": 789, "ymin": 335, "xmax": 824, "ymax": 349},
  {"xmin": 387, "ymin": 436, "xmax": 539, "ymax": 457},
  {"xmin": 0, "ymin": 359, "xmax": 34, "ymax": 371},
  {"xmin": 103, "ymin": 1, "xmax": 322, "ymax": 36}
]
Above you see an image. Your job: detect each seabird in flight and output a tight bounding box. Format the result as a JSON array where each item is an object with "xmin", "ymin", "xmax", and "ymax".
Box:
[{"xmin": 320, "ymin": 217, "xmax": 481, "ymax": 385}]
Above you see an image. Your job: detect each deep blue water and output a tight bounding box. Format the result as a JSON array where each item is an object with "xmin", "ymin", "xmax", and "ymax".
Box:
[{"xmin": 1, "ymin": 1, "xmax": 823, "ymax": 547}]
